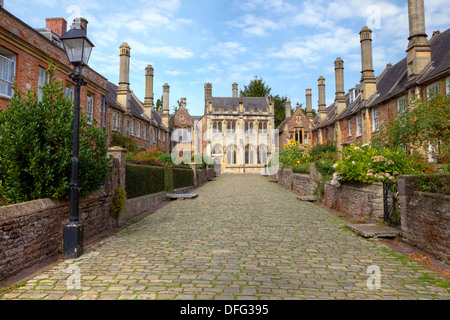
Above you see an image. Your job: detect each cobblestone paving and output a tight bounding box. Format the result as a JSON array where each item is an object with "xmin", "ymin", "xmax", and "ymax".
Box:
[{"xmin": 1, "ymin": 174, "xmax": 448, "ymax": 300}]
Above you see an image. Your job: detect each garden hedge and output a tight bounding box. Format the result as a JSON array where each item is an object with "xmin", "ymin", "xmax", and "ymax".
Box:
[
  {"xmin": 125, "ymin": 164, "xmax": 165, "ymax": 199},
  {"xmin": 172, "ymin": 167, "xmax": 194, "ymax": 189}
]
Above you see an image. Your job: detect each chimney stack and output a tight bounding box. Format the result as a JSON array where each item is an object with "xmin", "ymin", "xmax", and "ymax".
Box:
[
  {"xmin": 117, "ymin": 42, "xmax": 131, "ymax": 112},
  {"xmin": 318, "ymin": 76, "xmax": 327, "ymax": 122},
  {"xmin": 334, "ymin": 57, "xmax": 346, "ymax": 115},
  {"xmin": 161, "ymin": 83, "xmax": 170, "ymax": 127},
  {"xmin": 181, "ymin": 97, "xmax": 186, "ymax": 109},
  {"xmin": 204, "ymin": 83, "xmax": 212, "ymax": 104},
  {"xmin": 71, "ymin": 17, "xmax": 88, "ymax": 35},
  {"xmin": 0, "ymin": 1, "xmax": 4, "ymax": 9},
  {"xmin": 406, "ymin": 0, "xmax": 431, "ymax": 79},
  {"xmin": 46, "ymin": 18, "xmax": 67, "ymax": 37},
  {"xmin": 232, "ymin": 82, "xmax": 238, "ymax": 98},
  {"xmin": 143, "ymin": 65, "xmax": 154, "ymax": 118},
  {"xmin": 306, "ymin": 89, "xmax": 313, "ymax": 121},
  {"xmin": 285, "ymin": 99, "xmax": 291, "ymax": 119},
  {"xmin": 359, "ymin": 26, "xmax": 377, "ymax": 100}
]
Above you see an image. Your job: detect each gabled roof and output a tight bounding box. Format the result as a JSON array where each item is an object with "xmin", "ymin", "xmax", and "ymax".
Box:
[
  {"xmin": 417, "ymin": 28, "xmax": 450, "ymax": 84},
  {"xmin": 278, "ymin": 108, "xmax": 312, "ymax": 132}
]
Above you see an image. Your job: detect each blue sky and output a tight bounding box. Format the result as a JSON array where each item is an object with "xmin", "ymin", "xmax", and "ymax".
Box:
[{"xmin": 5, "ymin": 0, "xmax": 449, "ymax": 116}]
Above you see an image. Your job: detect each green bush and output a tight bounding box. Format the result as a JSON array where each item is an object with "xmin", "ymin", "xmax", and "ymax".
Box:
[
  {"xmin": 110, "ymin": 188, "xmax": 127, "ymax": 217},
  {"xmin": 0, "ymin": 66, "xmax": 110, "ymax": 206},
  {"xmin": 125, "ymin": 164, "xmax": 165, "ymax": 199},
  {"xmin": 172, "ymin": 167, "xmax": 194, "ymax": 189},
  {"xmin": 110, "ymin": 131, "xmax": 139, "ymax": 153},
  {"xmin": 192, "ymin": 153, "xmax": 214, "ymax": 168},
  {"xmin": 292, "ymin": 163, "xmax": 310, "ymax": 174},
  {"xmin": 309, "ymin": 141, "xmax": 338, "ymax": 162},
  {"xmin": 159, "ymin": 153, "xmax": 174, "ymax": 165}
]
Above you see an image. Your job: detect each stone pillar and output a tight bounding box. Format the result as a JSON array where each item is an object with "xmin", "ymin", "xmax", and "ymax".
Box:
[
  {"xmin": 144, "ymin": 65, "xmax": 154, "ymax": 118},
  {"xmin": 306, "ymin": 89, "xmax": 313, "ymax": 121},
  {"xmin": 232, "ymin": 82, "xmax": 238, "ymax": 98},
  {"xmin": 107, "ymin": 146, "xmax": 127, "ymax": 190},
  {"xmin": 334, "ymin": 57, "xmax": 346, "ymax": 115},
  {"xmin": 318, "ymin": 76, "xmax": 327, "ymax": 122},
  {"xmin": 285, "ymin": 99, "xmax": 291, "ymax": 119},
  {"xmin": 359, "ymin": 27, "xmax": 377, "ymax": 101},
  {"xmin": 406, "ymin": 0, "xmax": 431, "ymax": 79},
  {"xmin": 117, "ymin": 43, "xmax": 131, "ymax": 111},
  {"xmin": 205, "ymin": 83, "xmax": 212, "ymax": 104},
  {"xmin": 162, "ymin": 83, "xmax": 170, "ymax": 128}
]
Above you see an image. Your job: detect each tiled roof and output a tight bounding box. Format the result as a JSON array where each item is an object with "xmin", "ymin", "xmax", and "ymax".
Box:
[{"xmin": 212, "ymin": 97, "xmax": 269, "ymax": 112}]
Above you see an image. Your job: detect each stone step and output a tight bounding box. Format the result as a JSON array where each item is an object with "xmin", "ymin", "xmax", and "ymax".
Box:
[
  {"xmin": 166, "ymin": 193, "xmax": 198, "ymax": 200},
  {"xmin": 297, "ymin": 195, "xmax": 318, "ymax": 202},
  {"xmin": 346, "ymin": 224, "xmax": 401, "ymax": 239}
]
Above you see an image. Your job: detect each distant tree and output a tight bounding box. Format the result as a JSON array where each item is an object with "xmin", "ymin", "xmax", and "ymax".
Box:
[
  {"xmin": 155, "ymin": 95, "xmax": 163, "ymax": 111},
  {"xmin": 240, "ymin": 76, "xmax": 271, "ymax": 97},
  {"xmin": 272, "ymin": 94, "xmax": 289, "ymax": 128},
  {"xmin": 301, "ymin": 104, "xmax": 317, "ymax": 119}
]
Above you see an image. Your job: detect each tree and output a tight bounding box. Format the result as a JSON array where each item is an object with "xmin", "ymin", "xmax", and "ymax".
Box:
[
  {"xmin": 155, "ymin": 95, "xmax": 163, "ymax": 111},
  {"xmin": 0, "ymin": 66, "xmax": 111, "ymax": 206},
  {"xmin": 372, "ymin": 87, "xmax": 450, "ymax": 164},
  {"xmin": 239, "ymin": 76, "xmax": 271, "ymax": 97}
]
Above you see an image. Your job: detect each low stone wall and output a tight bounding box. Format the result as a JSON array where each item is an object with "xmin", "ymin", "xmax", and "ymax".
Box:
[
  {"xmin": 398, "ymin": 175, "xmax": 450, "ymax": 262},
  {"xmin": 320, "ymin": 181, "xmax": 384, "ymax": 223},
  {"xmin": 0, "ymin": 189, "xmax": 115, "ymax": 283},
  {"xmin": 277, "ymin": 168, "xmax": 383, "ymax": 223},
  {"xmin": 119, "ymin": 192, "xmax": 167, "ymax": 227}
]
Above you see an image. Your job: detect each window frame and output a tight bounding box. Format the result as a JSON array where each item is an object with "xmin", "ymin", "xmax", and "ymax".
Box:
[
  {"xmin": 356, "ymin": 114, "xmax": 362, "ymax": 137},
  {"xmin": 113, "ymin": 112, "xmax": 119, "ymax": 131},
  {"xmin": 86, "ymin": 94, "xmax": 94, "ymax": 125},
  {"xmin": 0, "ymin": 52, "xmax": 16, "ymax": 98},
  {"xmin": 37, "ymin": 67, "xmax": 50, "ymax": 102},
  {"xmin": 130, "ymin": 119, "xmax": 135, "ymax": 136},
  {"xmin": 372, "ymin": 107, "xmax": 379, "ymax": 132},
  {"xmin": 348, "ymin": 119, "xmax": 352, "ymax": 137}
]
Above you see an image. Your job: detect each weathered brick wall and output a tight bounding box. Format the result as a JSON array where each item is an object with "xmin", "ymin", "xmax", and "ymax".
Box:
[
  {"xmin": 277, "ymin": 168, "xmax": 383, "ymax": 222},
  {"xmin": 320, "ymin": 181, "xmax": 384, "ymax": 223},
  {"xmin": 398, "ymin": 175, "xmax": 450, "ymax": 262},
  {"xmin": 0, "ymin": 148, "xmax": 123, "ymax": 283}
]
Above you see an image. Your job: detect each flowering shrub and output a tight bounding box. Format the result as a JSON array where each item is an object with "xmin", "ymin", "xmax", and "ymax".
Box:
[
  {"xmin": 133, "ymin": 147, "xmax": 164, "ymax": 163},
  {"xmin": 333, "ymin": 143, "xmax": 418, "ymax": 184},
  {"xmin": 279, "ymin": 140, "xmax": 312, "ymax": 168}
]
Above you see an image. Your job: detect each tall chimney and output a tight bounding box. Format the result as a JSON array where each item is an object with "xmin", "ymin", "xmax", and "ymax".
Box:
[
  {"xmin": 181, "ymin": 97, "xmax": 186, "ymax": 109},
  {"xmin": 232, "ymin": 82, "xmax": 238, "ymax": 98},
  {"xmin": 406, "ymin": 0, "xmax": 431, "ymax": 79},
  {"xmin": 161, "ymin": 83, "xmax": 170, "ymax": 127},
  {"xmin": 117, "ymin": 42, "xmax": 131, "ymax": 112},
  {"xmin": 359, "ymin": 26, "xmax": 377, "ymax": 100},
  {"xmin": 71, "ymin": 17, "xmax": 88, "ymax": 34},
  {"xmin": 318, "ymin": 76, "xmax": 327, "ymax": 122},
  {"xmin": 46, "ymin": 18, "xmax": 67, "ymax": 37},
  {"xmin": 285, "ymin": 99, "xmax": 291, "ymax": 119},
  {"xmin": 205, "ymin": 83, "xmax": 212, "ymax": 104},
  {"xmin": 305, "ymin": 89, "xmax": 313, "ymax": 121},
  {"xmin": 334, "ymin": 57, "xmax": 346, "ymax": 115},
  {"xmin": 143, "ymin": 65, "xmax": 154, "ymax": 118}
]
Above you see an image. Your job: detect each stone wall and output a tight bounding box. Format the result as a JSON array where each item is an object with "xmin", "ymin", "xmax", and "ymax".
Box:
[
  {"xmin": 398, "ymin": 175, "xmax": 450, "ymax": 262},
  {"xmin": 320, "ymin": 181, "xmax": 384, "ymax": 223},
  {"xmin": 119, "ymin": 192, "xmax": 167, "ymax": 227},
  {"xmin": 0, "ymin": 148, "xmax": 123, "ymax": 283},
  {"xmin": 277, "ymin": 168, "xmax": 384, "ymax": 223}
]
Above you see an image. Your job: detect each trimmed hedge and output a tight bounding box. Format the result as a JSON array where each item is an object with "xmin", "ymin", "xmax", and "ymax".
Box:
[
  {"xmin": 172, "ymin": 167, "xmax": 194, "ymax": 189},
  {"xmin": 125, "ymin": 164, "xmax": 165, "ymax": 199}
]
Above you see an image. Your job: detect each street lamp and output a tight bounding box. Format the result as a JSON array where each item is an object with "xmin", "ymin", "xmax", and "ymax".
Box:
[{"xmin": 59, "ymin": 24, "xmax": 94, "ymax": 259}]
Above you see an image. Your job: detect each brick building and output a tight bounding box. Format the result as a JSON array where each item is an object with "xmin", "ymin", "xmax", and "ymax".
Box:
[
  {"xmin": 0, "ymin": 8, "xmax": 108, "ymax": 129},
  {"xmin": 309, "ymin": 0, "xmax": 449, "ymax": 162},
  {"xmin": 278, "ymin": 98, "xmax": 313, "ymax": 149}
]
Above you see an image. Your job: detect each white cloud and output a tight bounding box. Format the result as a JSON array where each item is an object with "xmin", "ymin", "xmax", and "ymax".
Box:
[
  {"xmin": 164, "ymin": 70, "xmax": 187, "ymax": 76},
  {"xmin": 201, "ymin": 41, "xmax": 248, "ymax": 59}
]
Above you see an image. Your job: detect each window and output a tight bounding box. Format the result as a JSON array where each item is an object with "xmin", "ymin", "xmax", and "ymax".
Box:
[
  {"xmin": 86, "ymin": 94, "xmax": 94, "ymax": 125},
  {"xmin": 0, "ymin": 48, "xmax": 16, "ymax": 98},
  {"xmin": 153, "ymin": 128, "xmax": 156, "ymax": 142},
  {"xmin": 226, "ymin": 145, "xmax": 236, "ymax": 164},
  {"xmin": 297, "ymin": 116, "xmax": 300, "ymax": 123},
  {"xmin": 446, "ymin": 77, "xmax": 450, "ymax": 95},
  {"xmin": 258, "ymin": 145, "xmax": 267, "ymax": 164},
  {"xmin": 372, "ymin": 107, "xmax": 379, "ymax": 132},
  {"xmin": 162, "ymin": 130, "xmax": 165, "ymax": 142},
  {"xmin": 325, "ymin": 128, "xmax": 329, "ymax": 139},
  {"xmin": 356, "ymin": 114, "xmax": 362, "ymax": 136},
  {"xmin": 38, "ymin": 67, "xmax": 50, "ymax": 101},
  {"xmin": 130, "ymin": 119, "xmax": 135, "ymax": 136},
  {"xmin": 217, "ymin": 122, "xmax": 222, "ymax": 133},
  {"xmin": 66, "ymin": 83, "xmax": 74, "ymax": 105},
  {"xmin": 227, "ymin": 121, "xmax": 236, "ymax": 134},
  {"xmin": 397, "ymin": 96, "xmax": 407, "ymax": 114},
  {"xmin": 258, "ymin": 122, "xmax": 267, "ymax": 134},
  {"xmin": 136, "ymin": 122, "xmax": 141, "ymax": 138},
  {"xmin": 249, "ymin": 122, "xmax": 253, "ymax": 133},
  {"xmin": 143, "ymin": 125, "xmax": 147, "ymax": 140},
  {"xmin": 245, "ymin": 145, "xmax": 255, "ymax": 164},
  {"xmin": 158, "ymin": 129, "xmax": 161, "ymax": 140},
  {"xmin": 348, "ymin": 119, "xmax": 352, "ymax": 137},
  {"xmin": 113, "ymin": 112, "xmax": 119, "ymax": 131},
  {"xmin": 427, "ymin": 83, "xmax": 439, "ymax": 98}
]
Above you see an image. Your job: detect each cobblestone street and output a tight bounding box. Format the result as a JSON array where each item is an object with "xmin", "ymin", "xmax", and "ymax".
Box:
[{"xmin": 1, "ymin": 174, "xmax": 448, "ymax": 300}]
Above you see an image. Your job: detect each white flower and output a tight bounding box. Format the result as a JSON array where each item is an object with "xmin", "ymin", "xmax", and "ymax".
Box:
[{"xmin": 332, "ymin": 163, "xmax": 338, "ymax": 168}]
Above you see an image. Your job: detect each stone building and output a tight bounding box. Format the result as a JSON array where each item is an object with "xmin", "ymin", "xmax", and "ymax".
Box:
[
  {"xmin": 310, "ymin": 0, "xmax": 449, "ymax": 162},
  {"xmin": 202, "ymin": 83, "xmax": 276, "ymax": 174},
  {"xmin": 105, "ymin": 43, "xmax": 170, "ymax": 152},
  {"xmin": 0, "ymin": 9, "xmax": 108, "ymax": 129}
]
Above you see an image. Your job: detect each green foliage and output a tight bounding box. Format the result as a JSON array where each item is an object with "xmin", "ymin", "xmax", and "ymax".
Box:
[
  {"xmin": 172, "ymin": 167, "xmax": 194, "ymax": 189},
  {"xmin": 110, "ymin": 188, "xmax": 127, "ymax": 218},
  {"xmin": 309, "ymin": 140, "xmax": 338, "ymax": 162},
  {"xmin": 125, "ymin": 164, "xmax": 165, "ymax": 199},
  {"xmin": 0, "ymin": 66, "xmax": 110, "ymax": 206},
  {"xmin": 110, "ymin": 131, "xmax": 139, "ymax": 153},
  {"xmin": 239, "ymin": 76, "xmax": 271, "ymax": 97},
  {"xmin": 372, "ymin": 88, "xmax": 450, "ymax": 164},
  {"xmin": 272, "ymin": 94, "xmax": 289, "ymax": 128},
  {"xmin": 159, "ymin": 153, "xmax": 174, "ymax": 165},
  {"xmin": 133, "ymin": 147, "xmax": 164, "ymax": 163},
  {"xmin": 279, "ymin": 140, "xmax": 312, "ymax": 168},
  {"xmin": 292, "ymin": 163, "xmax": 310, "ymax": 174},
  {"xmin": 333, "ymin": 143, "xmax": 418, "ymax": 184},
  {"xmin": 192, "ymin": 153, "xmax": 214, "ymax": 168}
]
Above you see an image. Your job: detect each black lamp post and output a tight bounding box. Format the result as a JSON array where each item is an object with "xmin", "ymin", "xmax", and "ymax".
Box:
[{"xmin": 59, "ymin": 25, "xmax": 94, "ymax": 259}]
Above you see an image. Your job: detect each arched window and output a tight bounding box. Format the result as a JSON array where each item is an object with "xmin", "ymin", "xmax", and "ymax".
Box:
[
  {"xmin": 227, "ymin": 122, "xmax": 231, "ymax": 133},
  {"xmin": 213, "ymin": 122, "xmax": 217, "ymax": 133},
  {"xmin": 245, "ymin": 145, "xmax": 256, "ymax": 164},
  {"xmin": 226, "ymin": 144, "xmax": 236, "ymax": 164},
  {"xmin": 249, "ymin": 122, "xmax": 254, "ymax": 133},
  {"xmin": 258, "ymin": 145, "xmax": 268, "ymax": 164},
  {"xmin": 245, "ymin": 122, "xmax": 249, "ymax": 133},
  {"xmin": 258, "ymin": 122, "xmax": 263, "ymax": 133},
  {"xmin": 218, "ymin": 122, "xmax": 222, "ymax": 133}
]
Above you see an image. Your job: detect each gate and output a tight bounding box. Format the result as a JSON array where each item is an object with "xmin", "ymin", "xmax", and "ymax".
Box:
[{"xmin": 383, "ymin": 182, "xmax": 400, "ymax": 226}]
